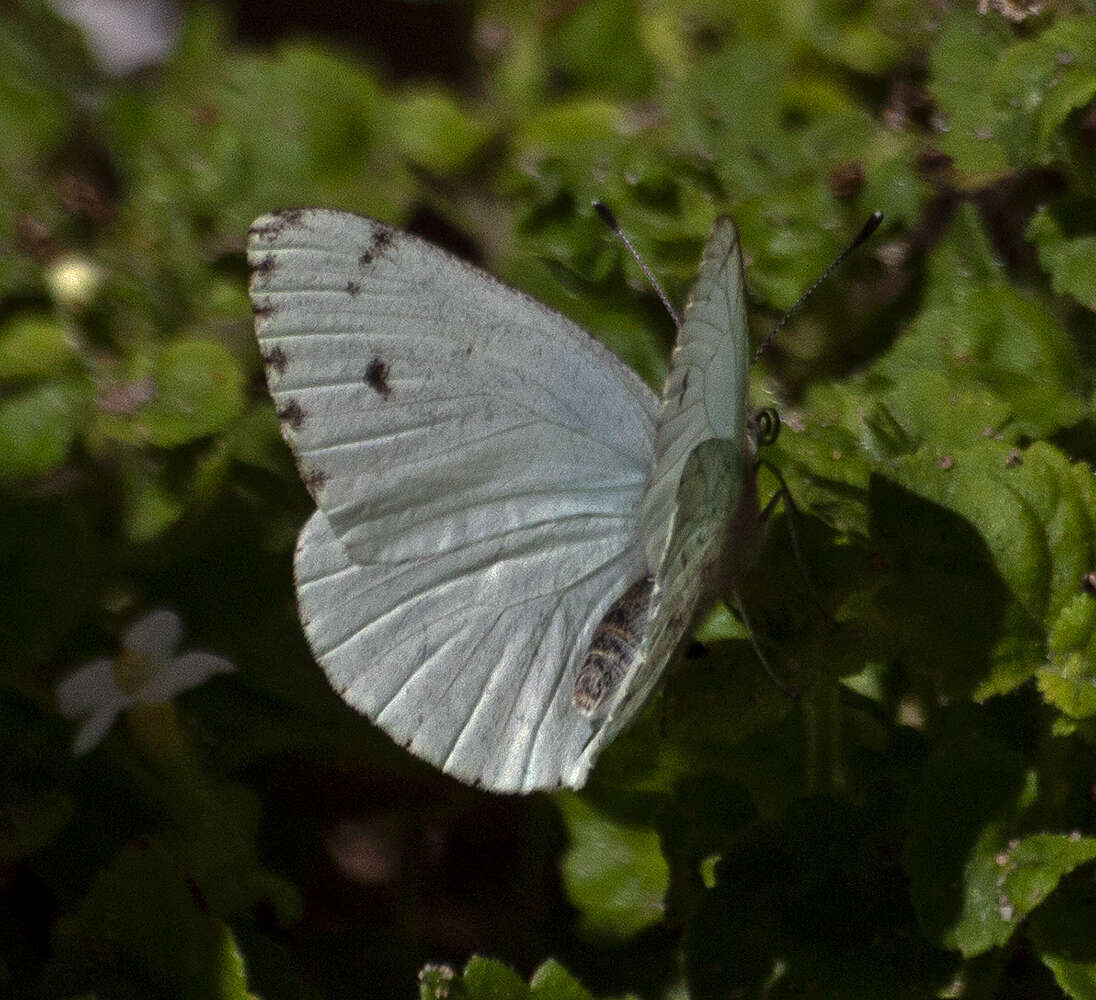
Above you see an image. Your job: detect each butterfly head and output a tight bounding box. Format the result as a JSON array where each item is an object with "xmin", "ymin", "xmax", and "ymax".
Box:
[{"xmin": 746, "ymin": 407, "xmax": 781, "ymax": 457}]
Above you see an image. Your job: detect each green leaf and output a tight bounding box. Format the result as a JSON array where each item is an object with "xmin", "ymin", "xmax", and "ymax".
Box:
[
  {"xmin": 1043, "ymin": 590, "xmax": 1096, "ymax": 719},
  {"xmin": 864, "ymin": 464, "xmax": 1036, "ymax": 700},
  {"xmin": 902, "ymin": 733, "xmax": 1034, "ymax": 955},
  {"xmin": 927, "ymin": 9, "xmax": 1012, "ymax": 186},
  {"xmin": 542, "ymin": 0, "xmax": 656, "ymax": 99},
  {"xmin": 121, "ymin": 457, "xmax": 185, "ymax": 543},
  {"xmin": 929, "ymin": 14, "xmax": 1096, "ymax": 183},
  {"xmin": 989, "ymin": 16, "xmax": 1096, "ymax": 166},
  {"xmin": 0, "ymin": 313, "xmax": 75, "ymax": 378},
  {"xmin": 462, "ymin": 956, "xmax": 532, "ymax": 1000},
  {"xmin": 902, "ymin": 444, "xmax": 1093, "ymax": 626},
  {"xmin": 0, "ymin": 378, "xmax": 89, "ymax": 481},
  {"xmin": 46, "ymin": 842, "xmax": 258, "ymax": 1000},
  {"xmin": 558, "ymin": 792, "xmax": 669, "ymax": 941},
  {"xmin": 736, "ymin": 187, "xmax": 872, "ymax": 311},
  {"xmin": 529, "ymin": 960, "xmax": 598, "ymax": 1000},
  {"xmin": 995, "ymin": 833, "xmax": 1096, "ymax": 924},
  {"xmin": 509, "ymin": 100, "xmax": 627, "ymax": 205},
  {"xmin": 872, "ymin": 205, "xmax": 1086, "ymax": 445},
  {"xmin": 807, "ymin": 0, "xmax": 904, "ymax": 74},
  {"xmin": 393, "ymin": 88, "xmax": 493, "ymax": 174},
  {"xmin": 0, "ymin": 1, "xmax": 88, "ymax": 173},
  {"xmin": 858, "ymin": 132, "xmax": 926, "ymax": 228},
  {"xmin": 146, "ymin": 338, "xmax": 244, "ymax": 446},
  {"xmin": 1027, "ymin": 197, "xmax": 1096, "ymax": 312},
  {"xmin": 667, "ymin": 36, "xmax": 787, "ymax": 189},
  {"xmin": 104, "ymin": 12, "xmax": 410, "ymax": 245},
  {"xmin": 1028, "ymin": 874, "xmax": 1096, "ymax": 1000},
  {"xmin": 876, "ymin": 442, "xmax": 1095, "ymax": 700},
  {"xmin": 99, "ymin": 338, "xmax": 244, "ymax": 448},
  {"xmin": 155, "ymin": 778, "xmax": 301, "ymax": 926},
  {"xmin": 420, "ymin": 957, "xmax": 613, "ymax": 1000}
]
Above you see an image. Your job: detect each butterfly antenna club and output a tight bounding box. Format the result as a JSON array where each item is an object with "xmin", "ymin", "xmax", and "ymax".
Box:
[
  {"xmin": 593, "ymin": 201, "xmax": 682, "ymax": 328},
  {"xmin": 754, "ymin": 211, "xmax": 883, "ymax": 364}
]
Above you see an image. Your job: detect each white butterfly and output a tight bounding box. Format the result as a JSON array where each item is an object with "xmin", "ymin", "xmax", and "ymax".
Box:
[{"xmin": 248, "ymin": 209, "xmax": 768, "ymax": 793}]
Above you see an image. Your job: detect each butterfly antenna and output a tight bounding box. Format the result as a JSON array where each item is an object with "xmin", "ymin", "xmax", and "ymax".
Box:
[
  {"xmin": 593, "ymin": 201, "xmax": 682, "ymax": 328},
  {"xmin": 753, "ymin": 211, "xmax": 883, "ymax": 364}
]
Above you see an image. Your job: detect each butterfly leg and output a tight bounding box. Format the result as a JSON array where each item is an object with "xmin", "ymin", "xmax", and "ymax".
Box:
[
  {"xmin": 733, "ymin": 588, "xmax": 800, "ymax": 699},
  {"xmin": 757, "ymin": 459, "xmax": 838, "ymax": 630}
]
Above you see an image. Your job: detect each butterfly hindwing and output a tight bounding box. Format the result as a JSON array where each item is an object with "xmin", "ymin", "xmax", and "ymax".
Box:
[
  {"xmin": 640, "ymin": 217, "xmax": 750, "ymax": 575},
  {"xmin": 579, "ymin": 219, "xmax": 754, "ymax": 765}
]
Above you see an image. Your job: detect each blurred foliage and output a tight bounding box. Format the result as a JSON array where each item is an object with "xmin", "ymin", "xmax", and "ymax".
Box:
[{"xmin": 2, "ymin": 0, "xmax": 1096, "ymax": 997}]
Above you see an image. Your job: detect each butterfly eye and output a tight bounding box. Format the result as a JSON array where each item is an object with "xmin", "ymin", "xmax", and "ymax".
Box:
[{"xmin": 757, "ymin": 407, "xmax": 781, "ymax": 446}]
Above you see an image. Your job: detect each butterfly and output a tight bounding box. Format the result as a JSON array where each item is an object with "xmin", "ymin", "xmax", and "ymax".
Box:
[{"xmin": 249, "ymin": 208, "xmax": 782, "ymax": 793}]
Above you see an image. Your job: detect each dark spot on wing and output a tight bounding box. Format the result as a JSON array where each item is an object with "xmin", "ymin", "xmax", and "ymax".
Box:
[
  {"xmin": 359, "ymin": 227, "xmax": 393, "ymax": 267},
  {"xmin": 277, "ymin": 399, "xmax": 305, "ymax": 430},
  {"xmin": 465, "ymin": 343, "xmax": 473, "ymax": 356},
  {"xmin": 252, "ymin": 298, "xmax": 278, "ymax": 319},
  {"xmin": 346, "ymin": 279, "xmax": 361, "ymax": 296},
  {"xmin": 364, "ymin": 357, "xmax": 393, "ymax": 400},
  {"xmin": 303, "ymin": 468, "xmax": 328, "ymax": 497},
  {"xmin": 262, "ymin": 346, "xmax": 289, "ymax": 374},
  {"xmin": 679, "ymin": 370, "xmax": 689, "ymax": 405},
  {"xmin": 472, "ymin": 777, "xmax": 483, "ymax": 790},
  {"xmin": 249, "ymin": 209, "xmax": 305, "ymax": 241},
  {"xmin": 253, "ymin": 254, "xmax": 276, "ymax": 279}
]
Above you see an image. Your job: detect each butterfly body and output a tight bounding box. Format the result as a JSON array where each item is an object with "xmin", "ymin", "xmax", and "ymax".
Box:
[
  {"xmin": 249, "ymin": 209, "xmax": 757, "ymax": 792},
  {"xmin": 573, "ymin": 575, "xmax": 654, "ymax": 718}
]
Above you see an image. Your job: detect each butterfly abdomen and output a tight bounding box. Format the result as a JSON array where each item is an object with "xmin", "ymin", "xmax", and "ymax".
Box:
[{"xmin": 573, "ymin": 576, "xmax": 654, "ymax": 718}]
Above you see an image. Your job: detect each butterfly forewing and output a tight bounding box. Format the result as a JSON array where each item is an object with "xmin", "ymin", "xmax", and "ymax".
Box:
[
  {"xmin": 249, "ymin": 209, "xmax": 658, "ymax": 792},
  {"xmin": 249, "ymin": 211, "xmax": 656, "ymax": 566}
]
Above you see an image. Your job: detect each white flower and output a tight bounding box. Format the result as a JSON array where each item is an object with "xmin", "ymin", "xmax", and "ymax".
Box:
[
  {"xmin": 49, "ymin": 1, "xmax": 180, "ymax": 76},
  {"xmin": 44, "ymin": 253, "xmax": 104, "ymax": 311},
  {"xmin": 56, "ymin": 609, "xmax": 235, "ymax": 755}
]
